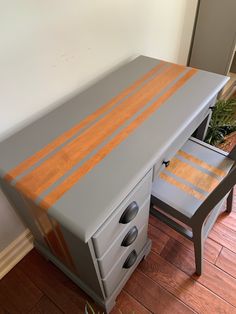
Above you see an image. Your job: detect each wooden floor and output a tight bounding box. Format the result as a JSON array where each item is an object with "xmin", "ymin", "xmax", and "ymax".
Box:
[{"xmin": 0, "ymin": 190, "xmax": 236, "ymax": 314}]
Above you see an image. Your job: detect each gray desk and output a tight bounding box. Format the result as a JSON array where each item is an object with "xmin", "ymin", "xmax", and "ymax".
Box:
[{"xmin": 0, "ymin": 56, "xmax": 228, "ymax": 312}]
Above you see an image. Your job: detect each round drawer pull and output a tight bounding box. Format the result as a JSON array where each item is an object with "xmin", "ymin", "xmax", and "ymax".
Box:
[
  {"xmin": 119, "ymin": 201, "xmax": 139, "ymax": 224},
  {"xmin": 122, "ymin": 250, "xmax": 138, "ymax": 269},
  {"xmin": 121, "ymin": 226, "xmax": 138, "ymax": 247}
]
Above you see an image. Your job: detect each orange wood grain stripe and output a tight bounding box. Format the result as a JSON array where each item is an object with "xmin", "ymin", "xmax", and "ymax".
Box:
[
  {"xmin": 16, "ymin": 64, "xmax": 185, "ymax": 200},
  {"xmin": 25, "ymin": 199, "xmax": 67, "ymax": 264},
  {"xmin": 26, "ymin": 198, "xmax": 75, "ymax": 272},
  {"xmin": 40, "ymin": 69, "xmax": 197, "ymax": 210},
  {"xmin": 4, "ymin": 62, "xmax": 165, "ymax": 183},
  {"xmin": 159, "ymin": 172, "xmax": 205, "ymax": 201},
  {"xmin": 53, "ymin": 221, "xmax": 76, "ymax": 272},
  {"xmin": 167, "ymin": 157, "xmax": 220, "ymax": 193},
  {"xmin": 178, "ymin": 150, "xmax": 227, "ymax": 177}
]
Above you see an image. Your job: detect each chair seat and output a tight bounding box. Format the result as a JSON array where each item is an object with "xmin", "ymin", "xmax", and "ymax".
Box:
[{"xmin": 152, "ymin": 139, "xmax": 234, "ymax": 218}]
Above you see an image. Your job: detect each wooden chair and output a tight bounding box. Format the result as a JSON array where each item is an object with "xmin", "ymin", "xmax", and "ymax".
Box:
[{"xmin": 151, "ymin": 137, "xmax": 236, "ymax": 275}]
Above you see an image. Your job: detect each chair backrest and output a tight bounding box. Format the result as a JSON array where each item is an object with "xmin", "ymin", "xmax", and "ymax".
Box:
[{"xmin": 191, "ymin": 144, "xmax": 236, "ymax": 224}]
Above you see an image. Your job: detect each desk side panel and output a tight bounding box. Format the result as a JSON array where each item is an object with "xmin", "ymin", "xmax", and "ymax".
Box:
[
  {"xmin": 0, "ymin": 178, "xmax": 46, "ymax": 248},
  {"xmin": 59, "ymin": 226, "xmax": 105, "ymax": 298}
]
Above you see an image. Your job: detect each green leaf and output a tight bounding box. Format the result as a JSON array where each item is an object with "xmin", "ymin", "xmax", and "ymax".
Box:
[{"xmin": 205, "ymin": 98, "xmax": 236, "ymax": 146}]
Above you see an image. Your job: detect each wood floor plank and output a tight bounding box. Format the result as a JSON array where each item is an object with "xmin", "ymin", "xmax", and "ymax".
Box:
[
  {"xmin": 0, "ymin": 307, "xmax": 9, "ymax": 314},
  {"xmin": 124, "ymin": 269, "xmax": 195, "ymax": 314},
  {"xmin": 160, "ymin": 238, "xmax": 196, "ymax": 275},
  {"xmin": 0, "ymin": 267, "xmax": 43, "ymax": 314},
  {"xmin": 161, "ymin": 238, "xmax": 236, "ymax": 308},
  {"xmin": 209, "ymin": 222, "xmax": 236, "ymax": 253},
  {"xmin": 216, "ymin": 247, "xmax": 236, "ymax": 279},
  {"xmin": 148, "ymin": 223, "xmax": 169, "ymax": 254},
  {"xmin": 217, "ymin": 211, "xmax": 236, "ymax": 231},
  {"xmin": 18, "ymin": 250, "xmax": 101, "ymax": 314},
  {"xmin": 149, "ymin": 215, "xmax": 222, "ymax": 263},
  {"xmin": 111, "ymin": 290, "xmax": 151, "ymax": 314},
  {"xmin": 28, "ymin": 295, "xmax": 63, "ymax": 314},
  {"xmin": 139, "ymin": 250, "xmax": 236, "ymax": 314}
]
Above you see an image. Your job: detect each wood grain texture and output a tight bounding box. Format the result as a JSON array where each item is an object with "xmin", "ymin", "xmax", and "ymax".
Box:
[
  {"xmin": 216, "ymin": 247, "xmax": 236, "ymax": 279},
  {"xmin": 178, "ymin": 150, "xmax": 227, "ymax": 177},
  {"xmin": 149, "ymin": 214, "xmax": 222, "ymax": 264},
  {"xmin": 217, "ymin": 211, "xmax": 236, "ymax": 231},
  {"xmin": 111, "ymin": 291, "xmax": 151, "ymax": 314},
  {"xmin": 24, "ymin": 198, "xmax": 75, "ymax": 272},
  {"xmin": 1, "ymin": 190, "xmax": 235, "ymax": 313},
  {"xmin": 0, "ymin": 308, "xmax": 8, "ymax": 314},
  {"xmin": 17, "ymin": 64, "xmax": 182, "ymax": 200},
  {"xmin": 124, "ymin": 270, "xmax": 194, "ymax": 314},
  {"xmin": 18, "ymin": 250, "xmax": 102, "ymax": 314},
  {"xmin": 166, "ymin": 157, "xmax": 220, "ymax": 193},
  {"xmin": 148, "ymin": 223, "xmax": 169, "ymax": 254},
  {"xmin": 0, "ymin": 267, "xmax": 43, "ymax": 314},
  {"xmin": 139, "ymin": 251, "xmax": 236, "ymax": 314},
  {"xmin": 159, "ymin": 172, "xmax": 205, "ymax": 200},
  {"xmin": 28, "ymin": 296, "xmax": 63, "ymax": 314},
  {"xmin": 5, "ymin": 62, "xmax": 165, "ymax": 182},
  {"xmin": 40, "ymin": 68, "xmax": 197, "ymax": 210},
  {"xmin": 209, "ymin": 222, "xmax": 236, "ymax": 253},
  {"xmin": 161, "ymin": 238, "xmax": 236, "ymax": 308}
]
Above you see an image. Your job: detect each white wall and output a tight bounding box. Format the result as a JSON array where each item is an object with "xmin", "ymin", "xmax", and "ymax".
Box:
[
  {"xmin": 0, "ymin": 0, "xmax": 197, "ymax": 251},
  {"xmin": 144, "ymin": 0, "xmax": 198, "ymax": 64},
  {"xmin": 0, "ymin": 189, "xmax": 26, "ymax": 250},
  {"xmin": 0, "ymin": 0, "xmax": 149, "ymax": 140}
]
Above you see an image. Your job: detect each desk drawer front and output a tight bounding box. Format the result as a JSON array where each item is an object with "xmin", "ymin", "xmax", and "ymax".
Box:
[
  {"xmin": 97, "ymin": 197, "xmax": 149, "ymax": 277},
  {"xmin": 101, "ymin": 223, "xmax": 148, "ymax": 297},
  {"xmin": 92, "ymin": 170, "xmax": 152, "ymax": 257}
]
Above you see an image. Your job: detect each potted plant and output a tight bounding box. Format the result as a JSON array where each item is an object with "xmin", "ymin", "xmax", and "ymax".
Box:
[{"xmin": 205, "ymin": 98, "xmax": 236, "ymax": 146}]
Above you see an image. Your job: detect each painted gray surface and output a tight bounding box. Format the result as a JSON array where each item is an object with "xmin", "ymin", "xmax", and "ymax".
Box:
[
  {"xmin": 102, "ymin": 239, "xmax": 152, "ymax": 312},
  {"xmin": 152, "ymin": 139, "xmax": 234, "ymax": 218},
  {"xmin": 152, "ymin": 96, "xmax": 214, "ymax": 182},
  {"xmin": 97, "ymin": 198, "xmax": 150, "ymax": 278},
  {"xmin": 0, "ymin": 56, "xmax": 161, "ymax": 174},
  {"xmin": 50, "ymin": 65, "xmax": 228, "ymax": 242},
  {"xmin": 0, "ymin": 56, "xmax": 228, "ymax": 242},
  {"xmin": 189, "ymin": 0, "xmax": 236, "ymax": 74},
  {"xmin": 92, "ymin": 170, "xmax": 152, "ymax": 257},
  {"xmin": 151, "ymin": 137, "xmax": 236, "ymax": 275},
  {"xmin": 34, "ymin": 240, "xmax": 107, "ymax": 309},
  {"xmin": 0, "ymin": 179, "xmax": 44, "ymax": 249},
  {"xmin": 101, "ymin": 224, "xmax": 148, "ymax": 297},
  {"xmin": 35, "ymin": 236, "xmax": 152, "ymax": 313},
  {"xmin": 60, "ymin": 226, "xmax": 105, "ymax": 298}
]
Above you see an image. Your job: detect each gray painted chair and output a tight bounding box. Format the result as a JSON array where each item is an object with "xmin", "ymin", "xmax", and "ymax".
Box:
[{"xmin": 151, "ymin": 137, "xmax": 236, "ymax": 275}]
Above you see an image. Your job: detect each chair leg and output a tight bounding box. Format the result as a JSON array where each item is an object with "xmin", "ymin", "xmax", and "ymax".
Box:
[
  {"xmin": 193, "ymin": 228, "xmax": 204, "ymax": 276},
  {"xmin": 226, "ymin": 188, "xmax": 234, "ymax": 213}
]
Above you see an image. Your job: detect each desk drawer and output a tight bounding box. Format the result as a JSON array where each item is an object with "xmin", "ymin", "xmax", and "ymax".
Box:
[
  {"xmin": 92, "ymin": 170, "xmax": 152, "ymax": 257},
  {"xmin": 153, "ymin": 98, "xmax": 216, "ymax": 181},
  {"xmin": 101, "ymin": 223, "xmax": 148, "ymax": 297},
  {"xmin": 97, "ymin": 197, "xmax": 149, "ymax": 278}
]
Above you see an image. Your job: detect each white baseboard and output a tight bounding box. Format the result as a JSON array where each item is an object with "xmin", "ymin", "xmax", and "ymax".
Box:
[{"xmin": 0, "ymin": 229, "xmax": 34, "ymax": 279}]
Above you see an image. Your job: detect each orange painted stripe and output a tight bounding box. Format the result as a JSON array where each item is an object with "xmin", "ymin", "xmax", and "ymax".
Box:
[
  {"xmin": 167, "ymin": 157, "xmax": 220, "ymax": 193},
  {"xmin": 178, "ymin": 150, "xmax": 227, "ymax": 177},
  {"xmin": 39, "ymin": 68, "xmax": 197, "ymax": 210},
  {"xmin": 4, "ymin": 61, "xmax": 165, "ymax": 183},
  {"xmin": 16, "ymin": 64, "xmax": 185, "ymax": 200},
  {"xmin": 159, "ymin": 172, "xmax": 205, "ymax": 201}
]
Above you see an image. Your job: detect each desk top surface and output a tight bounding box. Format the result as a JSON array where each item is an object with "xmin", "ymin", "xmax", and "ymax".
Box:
[{"xmin": 0, "ymin": 56, "xmax": 228, "ymax": 241}]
